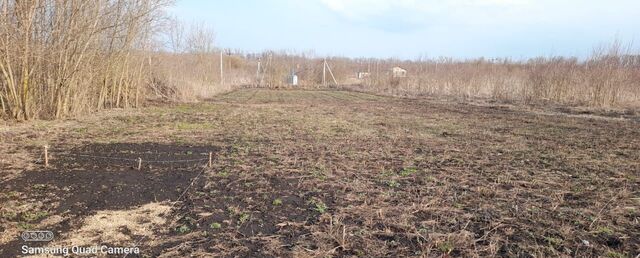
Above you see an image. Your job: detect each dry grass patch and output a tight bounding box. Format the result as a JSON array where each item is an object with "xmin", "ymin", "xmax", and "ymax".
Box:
[{"xmin": 55, "ymin": 202, "xmax": 171, "ymax": 247}]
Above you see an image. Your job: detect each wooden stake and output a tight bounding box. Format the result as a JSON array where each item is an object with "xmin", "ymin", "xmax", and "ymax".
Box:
[
  {"xmin": 44, "ymin": 146, "xmax": 49, "ymax": 167},
  {"xmin": 208, "ymin": 152, "xmax": 213, "ymax": 168},
  {"xmin": 137, "ymin": 157, "xmax": 142, "ymax": 170}
]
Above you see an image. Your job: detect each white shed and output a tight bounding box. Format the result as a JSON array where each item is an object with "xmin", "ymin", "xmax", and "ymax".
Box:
[
  {"xmin": 287, "ymin": 73, "xmax": 298, "ymax": 86},
  {"xmin": 391, "ymin": 67, "xmax": 407, "ymax": 78}
]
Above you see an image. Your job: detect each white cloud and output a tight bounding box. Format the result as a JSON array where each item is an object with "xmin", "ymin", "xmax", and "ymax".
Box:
[
  {"xmin": 465, "ymin": 0, "xmax": 529, "ymax": 6},
  {"xmin": 320, "ymin": 0, "xmax": 399, "ymax": 20},
  {"xmin": 319, "ymin": 0, "xmax": 536, "ymax": 31},
  {"xmin": 320, "ymin": 0, "xmax": 530, "ymax": 18}
]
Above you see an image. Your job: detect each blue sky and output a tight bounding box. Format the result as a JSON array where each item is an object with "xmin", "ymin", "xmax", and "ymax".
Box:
[{"xmin": 168, "ymin": 0, "xmax": 640, "ymax": 59}]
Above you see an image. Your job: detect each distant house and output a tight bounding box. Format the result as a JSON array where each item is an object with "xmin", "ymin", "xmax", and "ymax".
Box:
[
  {"xmin": 391, "ymin": 67, "xmax": 407, "ymax": 78},
  {"xmin": 357, "ymin": 72, "xmax": 370, "ymax": 79}
]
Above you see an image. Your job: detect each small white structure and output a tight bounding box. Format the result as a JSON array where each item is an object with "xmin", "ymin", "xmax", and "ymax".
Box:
[
  {"xmin": 287, "ymin": 73, "xmax": 298, "ymax": 86},
  {"xmin": 357, "ymin": 72, "xmax": 371, "ymax": 79},
  {"xmin": 391, "ymin": 67, "xmax": 407, "ymax": 78}
]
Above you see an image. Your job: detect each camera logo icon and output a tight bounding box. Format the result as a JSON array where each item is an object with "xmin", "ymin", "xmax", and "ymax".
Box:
[{"xmin": 21, "ymin": 231, "xmax": 54, "ymax": 242}]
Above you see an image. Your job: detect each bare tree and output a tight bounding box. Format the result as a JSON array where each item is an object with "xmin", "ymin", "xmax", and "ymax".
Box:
[
  {"xmin": 185, "ymin": 21, "xmax": 215, "ymax": 54},
  {"xmin": 166, "ymin": 16, "xmax": 185, "ymax": 53}
]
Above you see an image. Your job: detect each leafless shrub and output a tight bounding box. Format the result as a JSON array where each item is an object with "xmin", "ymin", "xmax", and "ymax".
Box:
[
  {"xmin": 0, "ymin": 0, "xmax": 171, "ymax": 120},
  {"xmin": 226, "ymin": 41, "xmax": 638, "ymax": 109}
]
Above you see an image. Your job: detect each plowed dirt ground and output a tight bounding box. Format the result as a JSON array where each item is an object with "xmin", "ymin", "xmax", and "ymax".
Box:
[{"xmin": 1, "ymin": 89, "xmax": 638, "ymax": 257}]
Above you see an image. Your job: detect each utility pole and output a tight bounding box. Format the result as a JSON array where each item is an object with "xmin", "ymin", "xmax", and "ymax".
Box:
[
  {"xmin": 257, "ymin": 60, "xmax": 261, "ymax": 78},
  {"xmin": 367, "ymin": 60, "xmax": 371, "ymax": 86},
  {"xmin": 321, "ymin": 58, "xmax": 338, "ymax": 87},
  {"xmin": 326, "ymin": 60, "xmax": 338, "ymax": 86},
  {"xmin": 259, "ymin": 53, "xmax": 271, "ymax": 87},
  {"xmin": 256, "ymin": 59, "xmax": 261, "ymax": 87},
  {"xmin": 220, "ymin": 51, "xmax": 224, "ymax": 86},
  {"xmin": 322, "ymin": 58, "xmax": 327, "ymax": 87}
]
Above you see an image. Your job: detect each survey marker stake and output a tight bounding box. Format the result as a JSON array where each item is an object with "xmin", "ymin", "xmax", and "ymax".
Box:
[{"xmin": 44, "ymin": 145, "xmax": 49, "ymax": 167}]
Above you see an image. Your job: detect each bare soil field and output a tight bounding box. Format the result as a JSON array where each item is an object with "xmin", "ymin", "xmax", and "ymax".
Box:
[{"xmin": 1, "ymin": 89, "xmax": 639, "ymax": 257}]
